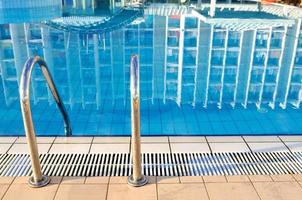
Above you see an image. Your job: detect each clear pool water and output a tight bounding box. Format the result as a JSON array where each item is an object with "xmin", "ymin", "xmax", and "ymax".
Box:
[{"xmin": 0, "ymin": 2, "xmax": 302, "ymax": 136}]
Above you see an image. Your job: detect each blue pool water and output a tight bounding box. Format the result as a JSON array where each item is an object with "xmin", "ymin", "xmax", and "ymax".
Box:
[{"xmin": 0, "ymin": 1, "xmax": 302, "ymax": 136}]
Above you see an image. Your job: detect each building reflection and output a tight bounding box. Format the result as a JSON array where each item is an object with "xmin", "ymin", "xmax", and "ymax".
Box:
[{"xmin": 0, "ymin": 3, "xmax": 301, "ymax": 110}]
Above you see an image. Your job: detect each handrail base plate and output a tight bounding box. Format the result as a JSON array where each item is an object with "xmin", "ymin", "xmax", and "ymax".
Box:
[
  {"xmin": 28, "ymin": 175, "xmax": 50, "ymax": 188},
  {"xmin": 127, "ymin": 175, "xmax": 148, "ymax": 187}
]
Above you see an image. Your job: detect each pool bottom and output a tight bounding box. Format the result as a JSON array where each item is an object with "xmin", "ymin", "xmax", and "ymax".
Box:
[{"xmin": 0, "ymin": 98, "xmax": 301, "ymax": 136}]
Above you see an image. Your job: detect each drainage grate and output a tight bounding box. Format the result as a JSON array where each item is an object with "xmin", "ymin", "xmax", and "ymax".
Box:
[{"xmin": 1, "ymin": 152, "xmax": 302, "ymax": 176}]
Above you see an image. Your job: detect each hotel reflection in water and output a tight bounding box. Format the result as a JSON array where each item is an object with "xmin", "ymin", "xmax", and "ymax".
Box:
[{"xmin": 0, "ymin": 3, "xmax": 302, "ymax": 111}]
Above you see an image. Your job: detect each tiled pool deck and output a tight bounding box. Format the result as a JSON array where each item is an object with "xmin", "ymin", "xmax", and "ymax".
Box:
[
  {"xmin": 1, "ymin": 135, "xmax": 302, "ymax": 154},
  {"xmin": 0, "ymin": 174, "xmax": 302, "ymax": 200},
  {"xmin": 1, "ymin": 135, "xmax": 302, "ymax": 199}
]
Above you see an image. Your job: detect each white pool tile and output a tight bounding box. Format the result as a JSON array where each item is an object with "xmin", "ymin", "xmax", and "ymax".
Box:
[
  {"xmin": 8, "ymin": 143, "xmax": 52, "ymax": 154},
  {"xmin": 93, "ymin": 137, "xmax": 130, "ymax": 144},
  {"xmin": 169, "ymin": 136, "xmax": 207, "ymax": 143},
  {"xmin": 284, "ymin": 142, "xmax": 302, "ymax": 152},
  {"xmin": 248, "ymin": 142, "xmax": 289, "ymax": 152},
  {"xmin": 206, "ymin": 136, "xmax": 244, "ymax": 143},
  {"xmin": 279, "ymin": 136, "xmax": 302, "ymax": 142},
  {"xmin": 0, "ymin": 137, "xmax": 17, "ymax": 144},
  {"xmin": 141, "ymin": 136, "xmax": 169, "ymax": 143},
  {"xmin": 209, "ymin": 143, "xmax": 250, "ymax": 152},
  {"xmin": 170, "ymin": 143, "xmax": 210, "ymax": 153},
  {"xmin": 0, "ymin": 144, "xmax": 12, "ymax": 154},
  {"xmin": 54, "ymin": 137, "xmax": 93, "ymax": 144},
  {"xmin": 141, "ymin": 143, "xmax": 170, "ymax": 153},
  {"xmin": 90, "ymin": 143, "xmax": 130, "ymax": 153},
  {"xmin": 16, "ymin": 137, "xmax": 55, "ymax": 144},
  {"xmin": 49, "ymin": 144, "xmax": 91, "ymax": 153},
  {"xmin": 243, "ymin": 136, "xmax": 281, "ymax": 142}
]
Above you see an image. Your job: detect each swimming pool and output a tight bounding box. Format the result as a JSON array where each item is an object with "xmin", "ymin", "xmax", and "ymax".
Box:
[{"xmin": 0, "ymin": 1, "xmax": 301, "ymax": 136}]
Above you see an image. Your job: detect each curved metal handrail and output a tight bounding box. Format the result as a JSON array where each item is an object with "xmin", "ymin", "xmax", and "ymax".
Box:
[{"xmin": 19, "ymin": 56, "xmax": 72, "ymax": 187}]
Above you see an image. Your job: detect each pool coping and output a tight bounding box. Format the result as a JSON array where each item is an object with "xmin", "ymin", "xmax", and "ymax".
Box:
[{"xmin": 1, "ymin": 135, "xmax": 302, "ymax": 154}]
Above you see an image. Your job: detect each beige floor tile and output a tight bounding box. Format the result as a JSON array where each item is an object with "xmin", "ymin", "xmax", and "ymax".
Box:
[
  {"xmin": 109, "ymin": 177, "xmax": 128, "ymax": 184},
  {"xmin": 14, "ymin": 176, "xmax": 61, "ymax": 185},
  {"xmin": 111, "ymin": 176, "xmax": 155, "ymax": 184},
  {"xmin": 170, "ymin": 143, "xmax": 210, "ymax": 153},
  {"xmin": 141, "ymin": 137, "xmax": 168, "ymax": 143},
  {"xmin": 284, "ymin": 142, "xmax": 302, "ymax": 152},
  {"xmin": 50, "ymin": 176, "xmax": 63, "ymax": 184},
  {"xmin": 141, "ymin": 143, "xmax": 170, "ymax": 153},
  {"xmin": 86, "ymin": 177, "xmax": 109, "ymax": 184},
  {"xmin": 157, "ymin": 176, "xmax": 180, "ymax": 184},
  {"xmin": 158, "ymin": 183, "xmax": 209, "ymax": 200},
  {"xmin": 113, "ymin": 176, "xmax": 156, "ymax": 184},
  {"xmin": 207, "ymin": 136, "xmax": 244, "ymax": 143},
  {"xmin": 254, "ymin": 182, "xmax": 302, "ymax": 200},
  {"xmin": 243, "ymin": 136, "xmax": 281, "ymax": 142},
  {"xmin": 0, "ymin": 137, "xmax": 17, "ymax": 143},
  {"xmin": 61, "ymin": 177, "xmax": 85, "ymax": 184},
  {"xmin": 226, "ymin": 175, "xmax": 250, "ymax": 183},
  {"xmin": 169, "ymin": 136, "xmax": 207, "ymax": 143},
  {"xmin": 279, "ymin": 136, "xmax": 302, "ymax": 142},
  {"xmin": 90, "ymin": 143, "xmax": 129, "ymax": 153},
  {"xmin": 270, "ymin": 174, "xmax": 295, "ymax": 182},
  {"xmin": 248, "ymin": 175, "xmax": 273, "ymax": 182},
  {"xmin": 203, "ymin": 176, "xmax": 227, "ymax": 183},
  {"xmin": 3, "ymin": 183, "xmax": 58, "ymax": 200},
  {"xmin": 16, "ymin": 137, "xmax": 55, "ymax": 144},
  {"xmin": 107, "ymin": 183, "xmax": 156, "ymax": 200},
  {"xmin": 0, "ymin": 144, "xmax": 12, "ymax": 154},
  {"xmin": 180, "ymin": 176, "xmax": 203, "ymax": 183},
  {"xmin": 55, "ymin": 184, "xmax": 107, "ymax": 200},
  {"xmin": 248, "ymin": 142, "xmax": 289, "ymax": 152},
  {"xmin": 147, "ymin": 176, "xmax": 156, "ymax": 184},
  {"xmin": 292, "ymin": 174, "xmax": 302, "ymax": 181},
  {"xmin": 49, "ymin": 144, "xmax": 90, "ymax": 153},
  {"xmin": 206, "ymin": 182, "xmax": 260, "ymax": 200},
  {"xmin": 110, "ymin": 176, "xmax": 154, "ymax": 185},
  {"xmin": 209, "ymin": 143, "xmax": 250, "ymax": 152},
  {"xmin": 13, "ymin": 177, "xmax": 30, "ymax": 184},
  {"xmin": 93, "ymin": 137, "xmax": 130, "ymax": 144},
  {"xmin": 0, "ymin": 177, "xmax": 14, "ymax": 184},
  {"xmin": 54, "ymin": 137, "xmax": 93, "ymax": 144},
  {"xmin": 0, "ymin": 185, "xmax": 9, "ymax": 199},
  {"xmin": 8, "ymin": 143, "xmax": 52, "ymax": 154}
]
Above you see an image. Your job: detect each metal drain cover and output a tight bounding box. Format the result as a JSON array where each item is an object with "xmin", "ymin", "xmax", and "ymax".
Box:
[{"xmin": 0, "ymin": 152, "xmax": 302, "ymax": 177}]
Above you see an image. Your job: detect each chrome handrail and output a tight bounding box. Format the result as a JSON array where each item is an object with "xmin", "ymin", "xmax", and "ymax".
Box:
[
  {"xmin": 127, "ymin": 55, "xmax": 148, "ymax": 187},
  {"xmin": 19, "ymin": 56, "xmax": 72, "ymax": 187}
]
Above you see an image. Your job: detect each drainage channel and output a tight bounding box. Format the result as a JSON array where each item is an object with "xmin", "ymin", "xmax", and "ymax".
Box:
[{"xmin": 0, "ymin": 152, "xmax": 302, "ymax": 177}]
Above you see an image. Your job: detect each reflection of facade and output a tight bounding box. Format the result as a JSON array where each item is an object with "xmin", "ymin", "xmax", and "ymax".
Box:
[{"xmin": 0, "ymin": 4, "xmax": 302, "ymax": 110}]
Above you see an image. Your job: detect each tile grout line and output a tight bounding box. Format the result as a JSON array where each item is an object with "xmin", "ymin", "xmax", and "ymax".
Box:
[
  {"xmin": 156, "ymin": 181, "xmax": 159, "ymax": 200},
  {"xmin": 248, "ymin": 177, "xmax": 264, "ymax": 200},
  {"xmin": 47, "ymin": 136, "xmax": 57, "ymax": 154},
  {"xmin": 105, "ymin": 180, "xmax": 110, "ymax": 200},
  {"xmin": 167, "ymin": 137, "xmax": 172, "ymax": 154},
  {"xmin": 242, "ymin": 136, "xmax": 253, "ymax": 152},
  {"xmin": 297, "ymin": 180, "xmax": 302, "ymax": 189},
  {"xmin": 278, "ymin": 136, "xmax": 293, "ymax": 153},
  {"xmin": 87, "ymin": 137, "xmax": 94, "ymax": 154},
  {"xmin": 203, "ymin": 182, "xmax": 212, "ymax": 200},
  {"xmin": 204, "ymin": 137, "xmax": 213, "ymax": 153},
  {"xmin": 0, "ymin": 177, "xmax": 15, "ymax": 200},
  {"xmin": 5, "ymin": 137, "xmax": 19, "ymax": 154},
  {"xmin": 52, "ymin": 177, "xmax": 63, "ymax": 200}
]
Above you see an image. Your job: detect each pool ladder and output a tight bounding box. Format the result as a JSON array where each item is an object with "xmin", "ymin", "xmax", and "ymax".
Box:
[
  {"xmin": 19, "ymin": 55, "xmax": 147, "ymax": 188},
  {"xmin": 19, "ymin": 56, "xmax": 71, "ymax": 187}
]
